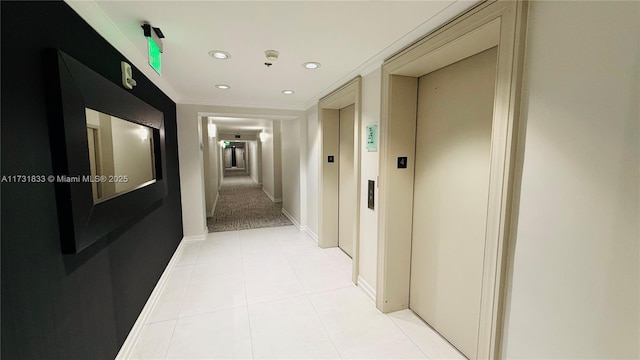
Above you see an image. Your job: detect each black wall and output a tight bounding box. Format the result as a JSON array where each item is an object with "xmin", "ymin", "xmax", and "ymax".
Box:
[{"xmin": 1, "ymin": 2, "xmax": 184, "ymax": 359}]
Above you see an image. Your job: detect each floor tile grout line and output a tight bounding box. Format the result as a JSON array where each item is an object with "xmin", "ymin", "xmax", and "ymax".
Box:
[
  {"xmin": 144, "ymin": 241, "xmax": 200, "ymax": 358},
  {"xmin": 305, "ymin": 289, "xmax": 344, "ymax": 360},
  {"xmin": 322, "ymin": 248, "xmax": 354, "ymax": 278},
  {"xmin": 161, "ymin": 260, "xmax": 196, "ymax": 359},
  {"xmin": 239, "ymin": 231, "xmax": 256, "ymax": 360},
  {"xmin": 387, "ymin": 312, "xmax": 431, "ymax": 360},
  {"xmin": 160, "ymin": 238, "xmax": 211, "ymax": 358},
  {"xmin": 392, "ymin": 309, "xmax": 466, "ymax": 360},
  {"xmin": 174, "ymin": 303, "xmax": 250, "ymax": 321},
  {"xmin": 280, "ymin": 234, "xmax": 344, "ymax": 359},
  {"xmin": 303, "ymin": 283, "xmax": 354, "ymax": 297},
  {"xmin": 191, "ymin": 240, "xmax": 203, "ymax": 266}
]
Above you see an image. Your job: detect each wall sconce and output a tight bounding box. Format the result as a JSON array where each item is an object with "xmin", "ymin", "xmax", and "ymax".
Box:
[
  {"xmin": 208, "ymin": 123, "xmax": 217, "ymax": 138},
  {"xmin": 259, "ymin": 132, "xmax": 267, "ymax": 142}
]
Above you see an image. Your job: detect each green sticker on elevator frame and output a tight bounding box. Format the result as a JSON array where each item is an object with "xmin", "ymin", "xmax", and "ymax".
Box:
[{"xmin": 366, "ymin": 124, "xmax": 378, "ymax": 152}]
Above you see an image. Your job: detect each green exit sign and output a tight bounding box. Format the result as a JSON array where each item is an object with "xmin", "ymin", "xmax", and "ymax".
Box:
[{"xmin": 148, "ymin": 37, "xmax": 162, "ymax": 75}]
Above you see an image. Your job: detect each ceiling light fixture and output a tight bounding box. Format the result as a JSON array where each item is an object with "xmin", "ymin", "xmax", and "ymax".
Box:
[
  {"xmin": 302, "ymin": 62, "xmax": 321, "ymax": 69},
  {"xmin": 282, "ymin": 90, "xmax": 295, "ymax": 95},
  {"xmin": 215, "ymin": 84, "xmax": 230, "ymax": 90},
  {"xmin": 209, "ymin": 50, "xmax": 231, "ymax": 59}
]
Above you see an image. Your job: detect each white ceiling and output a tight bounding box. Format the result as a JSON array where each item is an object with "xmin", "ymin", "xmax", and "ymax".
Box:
[
  {"xmin": 211, "ymin": 117, "xmax": 272, "ymax": 135},
  {"xmin": 68, "ymin": 0, "xmax": 478, "ymax": 112}
]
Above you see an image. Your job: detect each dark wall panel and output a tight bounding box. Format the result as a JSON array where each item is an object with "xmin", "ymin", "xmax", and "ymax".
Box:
[{"xmin": 1, "ymin": 1, "xmax": 183, "ymax": 359}]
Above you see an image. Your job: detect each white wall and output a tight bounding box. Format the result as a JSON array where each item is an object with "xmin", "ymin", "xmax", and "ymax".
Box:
[
  {"xmin": 202, "ymin": 118, "xmax": 219, "ymax": 217},
  {"xmin": 208, "ymin": 134, "xmax": 220, "ymax": 212},
  {"xmin": 358, "ymin": 68, "xmax": 382, "ymax": 290},
  {"xmin": 261, "ymin": 121, "xmax": 275, "ymax": 200},
  {"xmin": 305, "ymin": 105, "xmax": 320, "ymax": 238},
  {"xmin": 247, "ymin": 140, "xmax": 261, "ymax": 184},
  {"xmin": 281, "ymin": 118, "xmax": 301, "ymax": 225},
  {"xmin": 177, "ymin": 104, "xmax": 207, "ymax": 237},
  {"xmin": 299, "ymin": 111, "xmax": 309, "ymax": 232},
  {"xmin": 202, "ymin": 117, "xmax": 214, "ymax": 214},
  {"xmin": 261, "ymin": 120, "xmax": 283, "ymax": 202},
  {"xmin": 111, "ymin": 116, "xmax": 154, "ymax": 193},
  {"xmin": 273, "ymin": 120, "xmax": 283, "ymax": 200},
  {"xmin": 502, "ymin": 1, "xmax": 639, "ymax": 358},
  {"xmin": 219, "ymin": 133, "xmax": 256, "ymax": 141}
]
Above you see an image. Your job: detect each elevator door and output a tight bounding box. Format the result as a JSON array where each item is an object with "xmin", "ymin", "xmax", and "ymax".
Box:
[
  {"xmin": 338, "ymin": 104, "xmax": 355, "ymax": 257},
  {"xmin": 224, "ymin": 147, "xmax": 232, "ymax": 168},
  {"xmin": 409, "ymin": 47, "xmax": 497, "ymax": 359},
  {"xmin": 235, "ymin": 147, "xmax": 245, "ymax": 169}
]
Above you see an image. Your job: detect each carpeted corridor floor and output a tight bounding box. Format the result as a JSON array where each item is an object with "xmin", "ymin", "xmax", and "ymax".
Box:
[{"xmin": 207, "ymin": 171, "xmax": 293, "ymax": 232}]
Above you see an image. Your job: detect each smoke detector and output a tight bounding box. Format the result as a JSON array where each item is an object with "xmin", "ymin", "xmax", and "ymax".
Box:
[{"xmin": 264, "ymin": 50, "xmax": 279, "ymax": 67}]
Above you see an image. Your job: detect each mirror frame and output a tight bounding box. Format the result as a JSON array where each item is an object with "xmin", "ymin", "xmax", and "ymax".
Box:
[{"xmin": 46, "ymin": 49, "xmax": 167, "ymax": 254}]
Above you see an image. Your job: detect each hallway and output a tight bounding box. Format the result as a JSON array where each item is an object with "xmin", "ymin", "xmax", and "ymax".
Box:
[
  {"xmin": 129, "ymin": 226, "xmax": 463, "ymax": 359},
  {"xmin": 208, "ymin": 172, "xmax": 292, "ymax": 232},
  {"xmin": 2, "ymin": 1, "xmax": 638, "ymax": 359}
]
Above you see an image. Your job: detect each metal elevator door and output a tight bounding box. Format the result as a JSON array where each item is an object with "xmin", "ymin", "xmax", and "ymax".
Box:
[
  {"xmin": 410, "ymin": 47, "xmax": 498, "ymax": 359},
  {"xmin": 338, "ymin": 104, "xmax": 355, "ymax": 257}
]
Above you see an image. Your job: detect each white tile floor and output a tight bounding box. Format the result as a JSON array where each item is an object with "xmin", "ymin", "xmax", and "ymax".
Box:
[{"xmin": 129, "ymin": 226, "xmax": 465, "ymax": 360}]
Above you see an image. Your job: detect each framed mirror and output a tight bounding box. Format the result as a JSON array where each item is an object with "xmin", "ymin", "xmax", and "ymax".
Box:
[
  {"xmin": 85, "ymin": 108, "xmax": 157, "ymax": 203},
  {"xmin": 46, "ymin": 50, "xmax": 167, "ymax": 254}
]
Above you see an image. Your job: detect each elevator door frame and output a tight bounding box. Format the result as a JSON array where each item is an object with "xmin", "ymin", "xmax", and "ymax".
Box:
[
  {"xmin": 319, "ymin": 77, "xmax": 362, "ymax": 284},
  {"xmin": 376, "ymin": 1, "xmax": 528, "ymax": 359}
]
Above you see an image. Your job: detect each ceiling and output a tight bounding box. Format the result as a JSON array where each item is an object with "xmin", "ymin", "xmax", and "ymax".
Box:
[
  {"xmin": 67, "ymin": 0, "xmax": 477, "ymax": 132},
  {"xmin": 211, "ymin": 117, "xmax": 272, "ymax": 135}
]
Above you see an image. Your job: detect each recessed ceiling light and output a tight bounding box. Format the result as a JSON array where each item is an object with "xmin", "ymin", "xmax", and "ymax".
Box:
[
  {"xmin": 215, "ymin": 84, "xmax": 230, "ymax": 90},
  {"xmin": 282, "ymin": 90, "xmax": 295, "ymax": 95},
  {"xmin": 209, "ymin": 50, "xmax": 231, "ymax": 60},
  {"xmin": 302, "ymin": 62, "xmax": 321, "ymax": 69}
]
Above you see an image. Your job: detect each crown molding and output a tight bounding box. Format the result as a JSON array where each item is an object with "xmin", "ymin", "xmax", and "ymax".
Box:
[
  {"xmin": 303, "ymin": 0, "xmax": 479, "ymax": 110},
  {"xmin": 178, "ymin": 97, "xmax": 306, "ymax": 112}
]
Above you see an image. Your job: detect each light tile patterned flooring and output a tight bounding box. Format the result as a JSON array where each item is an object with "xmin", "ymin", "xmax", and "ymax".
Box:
[{"xmin": 129, "ymin": 226, "xmax": 465, "ymax": 359}]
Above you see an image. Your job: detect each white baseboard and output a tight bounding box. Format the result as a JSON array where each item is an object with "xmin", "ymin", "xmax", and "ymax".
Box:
[
  {"xmin": 281, "ymin": 208, "xmax": 301, "ymax": 229},
  {"xmin": 262, "ymin": 187, "xmax": 283, "ymax": 203},
  {"xmin": 304, "ymin": 228, "xmax": 319, "ymax": 243},
  {"xmin": 357, "ymin": 275, "xmax": 376, "ymax": 303},
  {"xmin": 115, "ymin": 237, "xmax": 191, "ymax": 359},
  {"xmin": 207, "ymin": 191, "xmax": 219, "ymax": 218},
  {"xmin": 262, "ymin": 187, "xmax": 274, "ymax": 201},
  {"xmin": 183, "ymin": 233, "xmax": 207, "ymax": 242}
]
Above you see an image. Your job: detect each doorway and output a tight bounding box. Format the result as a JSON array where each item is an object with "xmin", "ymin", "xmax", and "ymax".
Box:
[
  {"xmin": 409, "ymin": 47, "xmax": 497, "ymax": 359},
  {"xmin": 338, "ymin": 104, "xmax": 356, "ymax": 258},
  {"xmin": 319, "ymin": 77, "xmax": 362, "ymax": 284},
  {"xmin": 376, "ymin": 2, "xmax": 528, "ymax": 359},
  {"xmin": 224, "ymin": 142, "xmax": 246, "ymax": 170}
]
